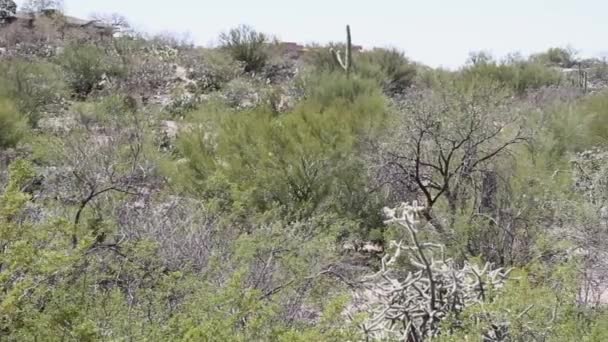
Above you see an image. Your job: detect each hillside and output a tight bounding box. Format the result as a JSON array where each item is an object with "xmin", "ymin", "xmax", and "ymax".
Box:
[{"xmin": 1, "ymin": 3, "xmax": 608, "ymax": 342}]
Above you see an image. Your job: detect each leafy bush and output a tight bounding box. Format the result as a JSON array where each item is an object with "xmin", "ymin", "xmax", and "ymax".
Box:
[
  {"xmin": 463, "ymin": 54, "xmax": 563, "ymax": 94},
  {"xmin": 304, "ymin": 42, "xmax": 353, "ymax": 74},
  {"xmin": 166, "ymin": 91, "xmax": 200, "ymax": 118},
  {"xmin": 175, "ymin": 73, "xmax": 386, "ymax": 225},
  {"xmin": 545, "ymin": 90, "xmax": 608, "ymax": 156},
  {"xmin": 0, "ymin": 98, "xmax": 27, "ymax": 148},
  {"xmin": 304, "ymin": 45, "xmax": 416, "ymax": 93},
  {"xmin": 0, "ymin": 16, "xmax": 61, "ymax": 57},
  {"xmin": 359, "ymin": 48, "xmax": 417, "ymax": 93},
  {"xmin": 219, "ymin": 25, "xmax": 269, "ymax": 73},
  {"xmin": 0, "ymin": 59, "xmax": 66, "ymax": 126},
  {"xmin": 57, "ymin": 43, "xmax": 124, "ymax": 97},
  {"xmin": 181, "ymin": 48, "xmax": 244, "ymax": 93},
  {"xmin": 531, "ymin": 47, "xmax": 577, "ymax": 68},
  {"xmin": 72, "ymin": 94, "xmax": 137, "ymax": 128}
]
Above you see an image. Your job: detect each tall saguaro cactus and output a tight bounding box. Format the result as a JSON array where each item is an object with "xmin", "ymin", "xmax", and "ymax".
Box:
[{"xmin": 330, "ymin": 25, "xmax": 352, "ymax": 77}]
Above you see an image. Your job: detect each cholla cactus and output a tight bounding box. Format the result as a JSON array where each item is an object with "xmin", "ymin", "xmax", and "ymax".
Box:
[
  {"xmin": 330, "ymin": 25, "xmax": 352, "ymax": 77},
  {"xmin": 0, "ymin": 0, "xmax": 17, "ymax": 19},
  {"xmin": 352, "ymin": 201, "xmax": 511, "ymax": 341}
]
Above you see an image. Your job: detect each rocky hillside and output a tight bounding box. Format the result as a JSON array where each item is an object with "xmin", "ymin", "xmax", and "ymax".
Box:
[{"xmin": 1, "ymin": 4, "xmax": 608, "ymax": 341}]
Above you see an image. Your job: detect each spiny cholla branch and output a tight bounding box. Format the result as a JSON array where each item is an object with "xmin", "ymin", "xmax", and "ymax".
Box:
[{"xmin": 352, "ymin": 201, "xmax": 511, "ymax": 341}]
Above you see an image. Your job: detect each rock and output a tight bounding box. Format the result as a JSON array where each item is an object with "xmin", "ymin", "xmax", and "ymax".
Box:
[
  {"xmin": 174, "ymin": 65, "xmax": 188, "ymax": 81},
  {"xmin": 160, "ymin": 120, "xmax": 179, "ymax": 140},
  {"xmin": 38, "ymin": 116, "xmax": 77, "ymax": 134}
]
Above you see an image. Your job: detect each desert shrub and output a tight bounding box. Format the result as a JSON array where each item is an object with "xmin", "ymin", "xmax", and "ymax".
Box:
[
  {"xmin": 303, "ymin": 42, "xmax": 353, "ymax": 73},
  {"xmin": 148, "ymin": 31, "xmax": 194, "ymax": 50},
  {"xmin": 588, "ymin": 59, "xmax": 608, "ymax": 86},
  {"xmin": 531, "ymin": 47, "xmax": 577, "ymax": 68},
  {"xmin": 122, "ymin": 55, "xmax": 175, "ymax": 96},
  {"xmin": 301, "ymin": 71, "xmax": 384, "ymax": 108},
  {"xmin": 181, "ymin": 48, "xmax": 244, "ymax": 93},
  {"xmin": 107, "ymin": 36, "xmax": 177, "ymax": 97},
  {"xmin": 434, "ymin": 263, "xmax": 608, "ymax": 341},
  {"xmin": 0, "ymin": 59, "xmax": 66, "ymax": 126},
  {"xmin": 359, "ymin": 48, "xmax": 417, "ymax": 93},
  {"xmin": 0, "ymin": 98, "xmax": 27, "ymax": 148},
  {"xmin": 220, "ymin": 77, "xmax": 267, "ymax": 109},
  {"xmin": 165, "ymin": 91, "xmax": 200, "ymax": 118},
  {"xmin": 175, "ymin": 73, "xmax": 386, "ymax": 226},
  {"xmin": 56, "ymin": 43, "xmax": 124, "ymax": 97},
  {"xmin": 545, "ymin": 90, "xmax": 608, "ymax": 156},
  {"xmin": 72, "ymin": 94, "xmax": 137, "ymax": 128},
  {"xmin": 463, "ymin": 54, "xmax": 563, "ymax": 94},
  {"xmin": 219, "ymin": 25, "xmax": 269, "ymax": 73},
  {"xmin": 22, "ymin": 0, "xmax": 64, "ymax": 12},
  {"xmin": 304, "ymin": 45, "xmax": 416, "ymax": 93},
  {"xmin": 0, "ymin": 16, "xmax": 62, "ymax": 57}
]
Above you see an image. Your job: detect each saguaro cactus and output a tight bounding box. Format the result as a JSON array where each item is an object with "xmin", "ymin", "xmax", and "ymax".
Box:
[
  {"xmin": 578, "ymin": 64, "xmax": 588, "ymax": 94},
  {"xmin": 330, "ymin": 25, "xmax": 352, "ymax": 77}
]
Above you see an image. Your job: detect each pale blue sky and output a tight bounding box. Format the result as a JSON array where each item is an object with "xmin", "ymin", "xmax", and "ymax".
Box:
[{"xmin": 15, "ymin": 0, "xmax": 608, "ymax": 68}]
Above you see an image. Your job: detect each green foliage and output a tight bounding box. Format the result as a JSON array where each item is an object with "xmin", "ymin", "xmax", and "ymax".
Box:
[
  {"xmin": 219, "ymin": 25, "xmax": 269, "ymax": 73},
  {"xmin": 463, "ymin": 52, "xmax": 563, "ymax": 94},
  {"xmin": 174, "ymin": 73, "xmax": 386, "ymax": 228},
  {"xmin": 303, "ymin": 43, "xmax": 350, "ymax": 74},
  {"xmin": 2, "ymin": 16, "xmax": 607, "ymax": 342},
  {"xmin": 0, "ymin": 59, "xmax": 66, "ymax": 126},
  {"xmin": 0, "ymin": 160, "xmax": 80, "ymax": 339},
  {"xmin": 71, "ymin": 94, "xmax": 136, "ymax": 127},
  {"xmin": 306, "ymin": 44, "xmax": 416, "ymax": 93},
  {"xmin": 359, "ymin": 47, "xmax": 417, "ymax": 93},
  {"xmin": 532, "ymin": 47, "xmax": 577, "ymax": 68},
  {"xmin": 0, "ymin": 98, "xmax": 27, "ymax": 148},
  {"xmin": 543, "ymin": 90, "xmax": 608, "ymax": 156},
  {"xmin": 182, "ymin": 48, "xmax": 244, "ymax": 93},
  {"xmin": 56, "ymin": 43, "xmax": 124, "ymax": 97},
  {"xmin": 437, "ymin": 263, "xmax": 608, "ymax": 341},
  {"xmin": 0, "ymin": 162, "xmax": 357, "ymax": 341}
]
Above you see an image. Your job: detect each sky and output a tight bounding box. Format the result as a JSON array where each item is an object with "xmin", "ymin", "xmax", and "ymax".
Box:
[{"xmin": 14, "ymin": 0, "xmax": 608, "ymax": 68}]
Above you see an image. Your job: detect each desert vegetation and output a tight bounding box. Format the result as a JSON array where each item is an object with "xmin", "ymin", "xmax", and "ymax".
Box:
[{"xmin": 1, "ymin": 1, "xmax": 608, "ymax": 341}]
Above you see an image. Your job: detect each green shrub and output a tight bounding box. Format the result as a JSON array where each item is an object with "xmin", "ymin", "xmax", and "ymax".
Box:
[
  {"xmin": 181, "ymin": 49, "xmax": 244, "ymax": 93},
  {"xmin": 0, "ymin": 60, "xmax": 66, "ymax": 126},
  {"xmin": 175, "ymin": 73, "xmax": 386, "ymax": 225},
  {"xmin": 462, "ymin": 54, "xmax": 563, "ymax": 94},
  {"xmin": 57, "ymin": 43, "xmax": 124, "ymax": 97},
  {"xmin": 304, "ymin": 45, "xmax": 416, "ymax": 93},
  {"xmin": 303, "ymin": 42, "xmax": 353, "ymax": 74},
  {"xmin": 531, "ymin": 47, "xmax": 577, "ymax": 68},
  {"xmin": 72, "ymin": 94, "xmax": 137, "ymax": 128},
  {"xmin": 543, "ymin": 90, "xmax": 608, "ymax": 156},
  {"xmin": 219, "ymin": 25, "xmax": 269, "ymax": 73},
  {"xmin": 0, "ymin": 98, "xmax": 27, "ymax": 149},
  {"xmin": 359, "ymin": 48, "xmax": 417, "ymax": 93}
]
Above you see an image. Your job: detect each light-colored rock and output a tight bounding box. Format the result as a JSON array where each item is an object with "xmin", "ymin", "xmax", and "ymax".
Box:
[{"xmin": 38, "ymin": 116, "xmax": 77, "ymax": 134}]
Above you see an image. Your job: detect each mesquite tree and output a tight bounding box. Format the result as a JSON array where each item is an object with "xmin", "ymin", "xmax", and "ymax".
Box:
[{"xmin": 373, "ymin": 80, "xmax": 526, "ymax": 232}]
